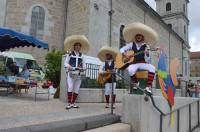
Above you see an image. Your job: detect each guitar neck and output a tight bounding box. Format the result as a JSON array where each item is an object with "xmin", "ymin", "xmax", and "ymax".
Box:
[
  {"xmin": 130, "ymin": 51, "xmax": 144, "ymax": 57},
  {"xmin": 135, "ymin": 51, "xmax": 144, "ymax": 56}
]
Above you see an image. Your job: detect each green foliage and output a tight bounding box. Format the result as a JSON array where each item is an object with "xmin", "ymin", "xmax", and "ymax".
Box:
[
  {"xmin": 45, "ymin": 50, "xmax": 64, "ymax": 87},
  {"xmin": 81, "ymin": 78, "xmax": 102, "ymax": 88},
  {"xmin": 116, "ymin": 80, "xmax": 129, "ymax": 89},
  {"xmin": 80, "ymin": 78, "xmax": 129, "ymax": 89},
  {"xmin": 0, "ymin": 56, "xmax": 7, "ymax": 75}
]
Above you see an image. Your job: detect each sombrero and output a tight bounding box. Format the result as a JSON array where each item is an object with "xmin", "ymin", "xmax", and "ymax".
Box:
[
  {"xmin": 97, "ymin": 46, "xmax": 119, "ymax": 62},
  {"xmin": 64, "ymin": 35, "xmax": 90, "ymax": 53},
  {"xmin": 123, "ymin": 22, "xmax": 158, "ymax": 45}
]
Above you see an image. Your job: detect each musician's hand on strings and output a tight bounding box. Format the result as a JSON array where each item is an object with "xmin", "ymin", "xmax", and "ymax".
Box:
[
  {"xmin": 77, "ymin": 63, "xmax": 85, "ymax": 71},
  {"xmin": 145, "ymin": 49, "xmax": 150, "ymax": 57},
  {"xmin": 123, "ymin": 53, "xmax": 131, "ymax": 62},
  {"xmin": 67, "ymin": 65, "xmax": 72, "ymax": 71},
  {"xmin": 77, "ymin": 66, "xmax": 84, "ymax": 72}
]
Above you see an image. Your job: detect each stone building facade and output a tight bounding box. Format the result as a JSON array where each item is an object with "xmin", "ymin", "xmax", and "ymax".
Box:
[
  {"xmin": 156, "ymin": 0, "xmax": 189, "ymax": 42},
  {"xmin": 0, "ymin": 0, "xmax": 65, "ymax": 64},
  {"xmin": 190, "ymin": 52, "xmax": 200, "ymax": 77},
  {"xmin": 0, "ymin": 0, "xmax": 190, "ymax": 78}
]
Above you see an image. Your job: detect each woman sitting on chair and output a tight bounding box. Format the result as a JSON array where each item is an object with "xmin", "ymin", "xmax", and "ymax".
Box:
[{"xmin": 20, "ymin": 64, "xmax": 30, "ymax": 80}]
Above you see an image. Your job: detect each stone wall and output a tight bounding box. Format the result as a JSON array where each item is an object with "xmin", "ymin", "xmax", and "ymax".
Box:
[
  {"xmin": 2, "ymin": 0, "xmax": 189, "ymax": 74},
  {"xmin": 156, "ymin": 0, "xmax": 188, "ymax": 17},
  {"xmin": 88, "ymin": 0, "xmax": 110, "ymax": 57},
  {"xmin": 4, "ymin": 0, "xmax": 65, "ymax": 65},
  {"xmin": 156, "ymin": 0, "xmax": 189, "ymax": 42},
  {"xmin": 110, "ymin": 0, "xmax": 185, "ymax": 73},
  {"xmin": 0, "ymin": 0, "xmax": 6, "ymax": 26},
  {"xmin": 59, "ymin": 0, "xmax": 190, "ymax": 102},
  {"xmin": 190, "ymin": 59, "xmax": 200, "ymax": 77},
  {"xmin": 66, "ymin": 0, "xmax": 90, "ymax": 36},
  {"xmin": 122, "ymin": 95, "xmax": 200, "ymax": 132},
  {"xmin": 59, "ymin": 54, "xmax": 184, "ymax": 103}
]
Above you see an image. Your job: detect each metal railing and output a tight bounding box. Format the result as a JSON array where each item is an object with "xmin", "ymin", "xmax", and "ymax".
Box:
[
  {"xmin": 110, "ymin": 71, "xmax": 164, "ymax": 114},
  {"xmin": 80, "ymin": 63, "xmax": 101, "ymax": 88},
  {"xmin": 85, "ymin": 63, "xmax": 100, "ymax": 79},
  {"xmin": 81, "ymin": 63, "xmax": 129, "ymax": 89},
  {"xmin": 110, "ymin": 71, "xmax": 200, "ymax": 132},
  {"xmin": 157, "ymin": 100, "xmax": 200, "ymax": 132},
  {"xmin": 83, "ymin": 63, "xmax": 200, "ymax": 132}
]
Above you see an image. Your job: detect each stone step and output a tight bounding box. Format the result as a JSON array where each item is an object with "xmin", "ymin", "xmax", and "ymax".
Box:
[
  {"xmin": 84, "ymin": 123, "xmax": 131, "ymax": 132},
  {"xmin": 0, "ymin": 114, "xmax": 120, "ymax": 132}
]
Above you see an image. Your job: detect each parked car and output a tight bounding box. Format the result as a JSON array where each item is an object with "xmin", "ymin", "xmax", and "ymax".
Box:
[{"xmin": 0, "ymin": 51, "xmax": 45, "ymax": 80}]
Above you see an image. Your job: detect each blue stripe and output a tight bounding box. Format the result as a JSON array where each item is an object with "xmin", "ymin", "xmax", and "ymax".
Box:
[{"xmin": 0, "ymin": 27, "xmax": 48, "ymax": 51}]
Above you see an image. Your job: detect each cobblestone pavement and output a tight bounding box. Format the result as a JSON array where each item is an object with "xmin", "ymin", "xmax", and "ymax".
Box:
[
  {"xmin": 0, "ymin": 89, "xmax": 122, "ymax": 130},
  {"xmin": 1, "ymin": 89, "xmax": 200, "ymax": 132}
]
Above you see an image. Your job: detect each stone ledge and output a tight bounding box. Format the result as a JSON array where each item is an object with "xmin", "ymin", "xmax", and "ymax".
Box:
[
  {"xmin": 0, "ymin": 114, "xmax": 120, "ymax": 132},
  {"xmin": 83, "ymin": 123, "xmax": 131, "ymax": 132}
]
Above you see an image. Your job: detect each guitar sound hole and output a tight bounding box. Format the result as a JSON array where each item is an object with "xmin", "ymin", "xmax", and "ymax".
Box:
[{"xmin": 123, "ymin": 58, "xmax": 128, "ymax": 63}]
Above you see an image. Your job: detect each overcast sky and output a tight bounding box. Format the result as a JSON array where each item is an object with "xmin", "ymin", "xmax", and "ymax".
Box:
[{"xmin": 145, "ymin": 0, "xmax": 200, "ymax": 52}]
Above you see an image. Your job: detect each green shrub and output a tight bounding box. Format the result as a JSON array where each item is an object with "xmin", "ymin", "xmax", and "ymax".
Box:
[
  {"xmin": 45, "ymin": 50, "xmax": 64, "ymax": 87},
  {"xmin": 80, "ymin": 77, "xmax": 130, "ymax": 89},
  {"xmin": 81, "ymin": 77, "xmax": 102, "ymax": 88}
]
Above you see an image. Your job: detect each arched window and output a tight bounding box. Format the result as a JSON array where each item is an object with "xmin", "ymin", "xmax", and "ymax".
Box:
[
  {"xmin": 168, "ymin": 24, "xmax": 172, "ymax": 28},
  {"xmin": 120, "ymin": 25, "xmax": 125, "ymax": 48},
  {"xmin": 166, "ymin": 2, "xmax": 171, "ymax": 11},
  {"xmin": 30, "ymin": 6, "xmax": 45, "ymax": 39}
]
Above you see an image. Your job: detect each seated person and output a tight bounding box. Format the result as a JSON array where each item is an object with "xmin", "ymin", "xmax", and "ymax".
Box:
[
  {"xmin": 195, "ymin": 80, "xmax": 200, "ymax": 98},
  {"xmin": 187, "ymin": 80, "xmax": 194, "ymax": 97},
  {"xmin": 120, "ymin": 23, "xmax": 158, "ymax": 94},
  {"xmin": 20, "ymin": 64, "xmax": 30, "ymax": 80},
  {"xmin": 9, "ymin": 62, "xmax": 19, "ymax": 76}
]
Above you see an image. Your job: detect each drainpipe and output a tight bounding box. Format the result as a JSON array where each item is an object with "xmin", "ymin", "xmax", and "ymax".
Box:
[
  {"xmin": 62, "ymin": 0, "xmax": 68, "ymax": 51},
  {"xmin": 169, "ymin": 32, "xmax": 171, "ymax": 72},
  {"xmin": 3, "ymin": 0, "xmax": 8, "ymax": 27},
  {"xmin": 108, "ymin": 0, "xmax": 113, "ymax": 47},
  {"xmin": 182, "ymin": 42, "xmax": 184, "ymax": 76},
  {"xmin": 144, "ymin": 10, "xmax": 146, "ymax": 24}
]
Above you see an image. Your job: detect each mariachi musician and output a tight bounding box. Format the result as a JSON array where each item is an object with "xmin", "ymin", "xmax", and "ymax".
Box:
[
  {"xmin": 64, "ymin": 35, "xmax": 90, "ymax": 109},
  {"xmin": 98, "ymin": 46, "xmax": 118, "ymax": 108},
  {"xmin": 120, "ymin": 22, "xmax": 158, "ymax": 94}
]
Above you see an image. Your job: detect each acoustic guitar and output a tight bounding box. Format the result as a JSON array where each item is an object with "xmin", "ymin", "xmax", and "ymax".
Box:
[
  {"xmin": 115, "ymin": 50, "xmax": 144, "ymax": 70},
  {"xmin": 97, "ymin": 70, "xmax": 112, "ymax": 86}
]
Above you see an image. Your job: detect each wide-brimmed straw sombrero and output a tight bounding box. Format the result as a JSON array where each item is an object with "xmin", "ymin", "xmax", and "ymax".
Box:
[
  {"xmin": 64, "ymin": 35, "xmax": 90, "ymax": 53},
  {"xmin": 97, "ymin": 46, "xmax": 119, "ymax": 62},
  {"xmin": 123, "ymin": 22, "xmax": 158, "ymax": 45}
]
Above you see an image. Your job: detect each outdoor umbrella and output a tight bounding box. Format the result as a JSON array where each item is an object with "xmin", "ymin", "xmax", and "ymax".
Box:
[{"xmin": 0, "ymin": 27, "xmax": 48, "ymax": 51}]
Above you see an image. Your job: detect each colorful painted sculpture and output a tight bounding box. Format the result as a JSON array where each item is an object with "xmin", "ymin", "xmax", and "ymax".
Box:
[{"xmin": 157, "ymin": 49, "xmax": 180, "ymax": 126}]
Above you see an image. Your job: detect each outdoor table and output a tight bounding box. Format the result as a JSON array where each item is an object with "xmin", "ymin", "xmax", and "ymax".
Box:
[
  {"xmin": 0, "ymin": 82, "xmax": 11, "ymax": 96},
  {"xmin": 0, "ymin": 79, "xmax": 50, "ymax": 101},
  {"xmin": 0, "ymin": 82, "xmax": 29, "ymax": 96},
  {"xmin": 10, "ymin": 82, "xmax": 29, "ymax": 96}
]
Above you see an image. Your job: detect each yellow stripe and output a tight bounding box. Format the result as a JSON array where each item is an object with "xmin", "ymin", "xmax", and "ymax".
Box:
[
  {"xmin": 136, "ymin": 71, "xmax": 148, "ymax": 79},
  {"xmin": 170, "ymin": 108, "xmax": 175, "ymax": 128}
]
